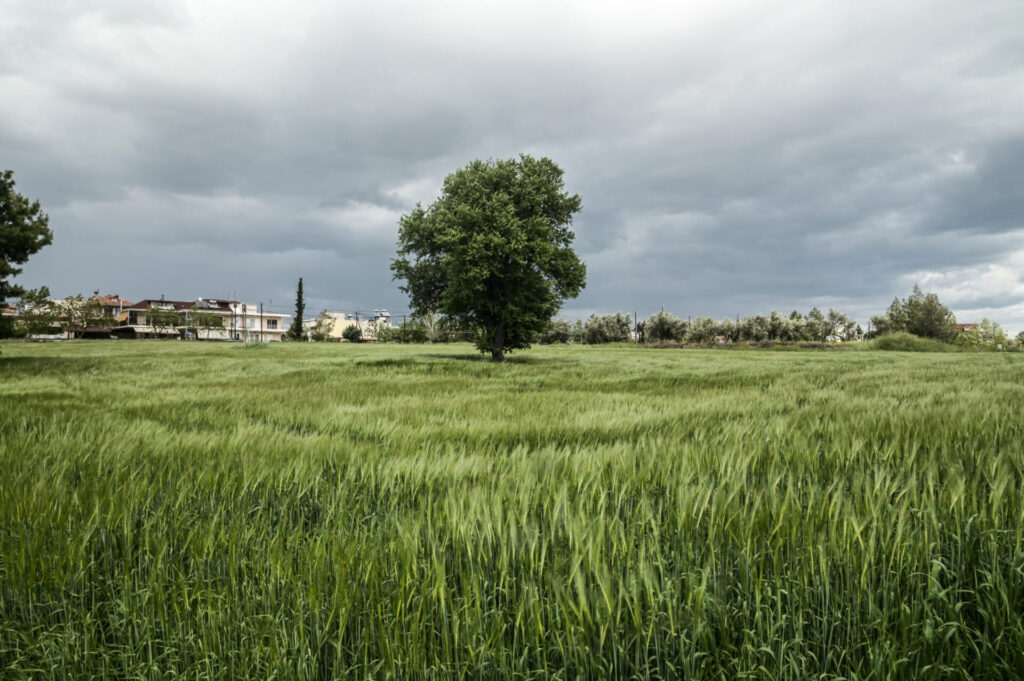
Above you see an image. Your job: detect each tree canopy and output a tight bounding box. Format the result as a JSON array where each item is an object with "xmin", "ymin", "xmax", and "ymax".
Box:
[
  {"xmin": 391, "ymin": 155, "xmax": 586, "ymax": 361},
  {"xmin": 188, "ymin": 307, "xmax": 224, "ymax": 340},
  {"xmin": 1, "ymin": 170, "xmax": 53, "ymax": 305},
  {"xmin": 870, "ymin": 285, "xmax": 957, "ymax": 340},
  {"xmin": 584, "ymin": 313, "xmax": 631, "ymax": 344}
]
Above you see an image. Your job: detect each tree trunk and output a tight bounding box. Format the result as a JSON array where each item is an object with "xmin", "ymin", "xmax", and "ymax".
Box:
[{"xmin": 491, "ymin": 323, "xmax": 506, "ymax": 362}]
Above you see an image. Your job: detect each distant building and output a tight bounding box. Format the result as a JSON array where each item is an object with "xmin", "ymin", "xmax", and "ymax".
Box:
[
  {"xmin": 93, "ymin": 293, "xmax": 133, "ymax": 318},
  {"xmin": 113, "ymin": 297, "xmax": 288, "ymax": 341},
  {"xmin": 76, "ymin": 292, "xmax": 135, "ymax": 338},
  {"xmin": 303, "ymin": 309, "xmax": 394, "ymax": 341},
  {"xmin": 956, "ymin": 323, "xmax": 977, "ymax": 334},
  {"xmin": 225, "ymin": 302, "xmax": 288, "ymax": 342}
]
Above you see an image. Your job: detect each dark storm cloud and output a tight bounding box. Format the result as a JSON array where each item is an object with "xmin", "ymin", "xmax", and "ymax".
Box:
[{"xmin": 3, "ymin": 0, "xmax": 1023, "ymax": 330}]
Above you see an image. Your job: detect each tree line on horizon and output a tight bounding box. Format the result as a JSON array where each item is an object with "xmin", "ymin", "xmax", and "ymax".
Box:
[
  {"xmin": 537, "ymin": 286, "xmax": 1018, "ymax": 348},
  {"xmin": 540, "ymin": 308, "xmax": 861, "ymax": 345},
  {"xmin": 3, "ymin": 163, "xmax": 1021, "ymax": 353}
]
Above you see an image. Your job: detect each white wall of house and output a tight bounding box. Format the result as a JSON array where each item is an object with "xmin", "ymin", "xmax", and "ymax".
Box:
[
  {"xmin": 115, "ymin": 299, "xmax": 289, "ymax": 341},
  {"xmin": 225, "ymin": 303, "xmax": 287, "ymax": 341}
]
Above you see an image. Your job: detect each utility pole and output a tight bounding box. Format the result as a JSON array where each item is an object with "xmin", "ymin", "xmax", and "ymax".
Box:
[
  {"xmin": 402, "ymin": 314, "xmax": 406, "ymax": 344},
  {"xmin": 259, "ymin": 302, "xmax": 264, "ymax": 343}
]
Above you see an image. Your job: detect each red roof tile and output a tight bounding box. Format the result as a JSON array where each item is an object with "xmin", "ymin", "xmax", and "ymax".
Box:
[{"xmin": 94, "ymin": 294, "xmax": 134, "ymax": 306}]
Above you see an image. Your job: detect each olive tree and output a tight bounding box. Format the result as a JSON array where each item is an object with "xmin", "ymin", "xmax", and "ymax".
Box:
[
  {"xmin": 537, "ymin": 319, "xmax": 573, "ymax": 344},
  {"xmin": 644, "ymin": 311, "xmax": 687, "ymax": 342},
  {"xmin": 583, "ymin": 313, "xmax": 631, "ymax": 344}
]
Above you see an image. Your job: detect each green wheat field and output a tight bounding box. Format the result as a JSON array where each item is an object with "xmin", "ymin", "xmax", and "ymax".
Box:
[{"xmin": 2, "ymin": 340, "xmax": 1023, "ymax": 680}]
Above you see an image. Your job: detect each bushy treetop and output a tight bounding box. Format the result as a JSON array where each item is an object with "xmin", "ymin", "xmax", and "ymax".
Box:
[
  {"xmin": 1, "ymin": 169, "xmax": 53, "ymax": 304},
  {"xmin": 870, "ymin": 285, "xmax": 956, "ymax": 341},
  {"xmin": 392, "ymin": 155, "xmax": 586, "ymax": 361}
]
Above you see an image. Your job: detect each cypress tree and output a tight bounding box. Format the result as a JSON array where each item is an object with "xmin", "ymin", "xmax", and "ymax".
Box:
[{"xmin": 287, "ymin": 277, "xmax": 305, "ymax": 340}]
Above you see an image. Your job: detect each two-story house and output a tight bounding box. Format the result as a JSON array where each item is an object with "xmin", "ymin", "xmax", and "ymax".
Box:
[{"xmin": 113, "ymin": 297, "xmax": 288, "ymax": 341}]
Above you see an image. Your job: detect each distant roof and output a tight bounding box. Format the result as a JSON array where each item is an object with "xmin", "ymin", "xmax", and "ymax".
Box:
[
  {"xmin": 126, "ymin": 298, "xmax": 236, "ymax": 313},
  {"xmin": 94, "ymin": 294, "xmax": 134, "ymax": 306}
]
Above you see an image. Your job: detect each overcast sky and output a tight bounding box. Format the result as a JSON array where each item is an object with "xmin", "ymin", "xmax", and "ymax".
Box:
[{"xmin": 3, "ymin": 0, "xmax": 1023, "ymax": 331}]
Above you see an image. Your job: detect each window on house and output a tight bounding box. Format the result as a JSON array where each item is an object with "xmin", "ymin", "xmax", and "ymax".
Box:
[
  {"xmin": 267, "ymin": 319, "xmax": 278, "ymax": 329},
  {"xmin": 246, "ymin": 318, "xmax": 255, "ymax": 329},
  {"xmin": 128, "ymin": 311, "xmax": 138, "ymax": 325}
]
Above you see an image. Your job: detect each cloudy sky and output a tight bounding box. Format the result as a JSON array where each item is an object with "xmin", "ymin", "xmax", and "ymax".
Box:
[{"xmin": 3, "ymin": 0, "xmax": 1023, "ymax": 331}]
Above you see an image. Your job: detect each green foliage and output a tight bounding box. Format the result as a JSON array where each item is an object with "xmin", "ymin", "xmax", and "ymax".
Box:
[
  {"xmin": 146, "ymin": 304, "xmax": 180, "ymax": 338},
  {"xmin": 767, "ymin": 311, "xmax": 793, "ymax": 341},
  {"xmin": 418, "ymin": 311, "xmax": 469, "ymax": 343},
  {"xmin": 392, "ymin": 155, "xmax": 586, "ymax": 361},
  {"xmin": 187, "ymin": 308, "xmax": 224, "ymax": 340},
  {"xmin": 308, "ymin": 310, "xmax": 333, "ymax": 342},
  {"xmin": 286, "ymin": 278, "xmax": 306, "ymax": 341},
  {"xmin": 738, "ymin": 313, "xmax": 769, "ymax": 341},
  {"xmin": 643, "ymin": 311, "xmax": 687, "ymax": 342},
  {"xmin": 537, "ymin": 319, "xmax": 573, "ymax": 344},
  {"xmin": 871, "ymin": 297, "xmax": 909, "ymax": 337},
  {"xmin": 397, "ymin": 319, "xmax": 429, "ymax": 343},
  {"xmin": 871, "ymin": 332, "xmax": 949, "ymax": 352},
  {"xmin": 367, "ymin": 320, "xmax": 396, "ymax": 343},
  {"xmin": 0, "ymin": 169, "xmax": 53, "ymax": 304},
  {"xmin": 413, "ymin": 311, "xmax": 442, "ymax": 342},
  {"xmin": 870, "ymin": 285, "xmax": 957, "ymax": 340},
  {"xmin": 55, "ymin": 294, "xmax": 115, "ymax": 337},
  {"xmin": 572, "ymin": 319, "xmax": 585, "ymax": 344},
  {"xmin": 341, "ymin": 324, "xmax": 362, "ymax": 343},
  {"xmin": 686, "ymin": 316, "xmax": 720, "ymax": 343},
  {"xmin": 368, "ymin": 319, "xmax": 435, "ymax": 344},
  {"xmin": 14, "ymin": 286, "xmax": 55, "ymax": 336},
  {"xmin": 904, "ymin": 286, "xmax": 958, "ymax": 340},
  {"xmin": 819, "ymin": 308, "xmax": 859, "ymax": 341},
  {"xmin": 1, "ymin": 341, "xmax": 1023, "ymax": 679},
  {"xmin": 642, "ymin": 308, "xmax": 861, "ymax": 345},
  {"xmin": 583, "ymin": 312, "xmax": 631, "ymax": 344},
  {"xmin": 954, "ymin": 318, "xmax": 1008, "ymax": 349}
]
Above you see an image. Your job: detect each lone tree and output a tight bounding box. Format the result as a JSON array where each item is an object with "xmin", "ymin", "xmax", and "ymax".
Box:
[
  {"xmin": 1, "ymin": 170, "xmax": 53, "ymax": 338},
  {"xmin": 342, "ymin": 323, "xmax": 362, "ymax": 343},
  {"xmin": 392, "ymin": 155, "xmax": 586, "ymax": 361},
  {"xmin": 286, "ymin": 277, "xmax": 305, "ymax": 341}
]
